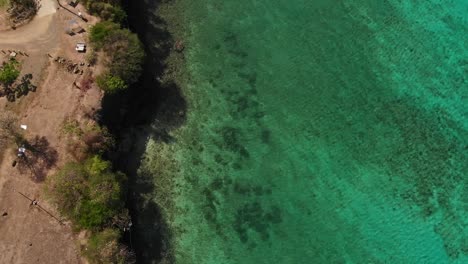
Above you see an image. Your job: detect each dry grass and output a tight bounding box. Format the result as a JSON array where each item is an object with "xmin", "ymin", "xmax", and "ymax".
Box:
[{"xmin": 0, "ymin": 0, "xmax": 9, "ymax": 8}]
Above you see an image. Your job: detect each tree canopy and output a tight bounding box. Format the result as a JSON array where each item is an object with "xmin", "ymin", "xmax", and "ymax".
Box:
[
  {"xmin": 0, "ymin": 60, "xmax": 20, "ymax": 86},
  {"xmin": 90, "ymin": 22, "xmax": 145, "ymax": 93},
  {"xmin": 96, "ymin": 74, "xmax": 127, "ymax": 94},
  {"xmin": 105, "ymin": 29, "xmax": 145, "ymax": 85},
  {"xmin": 46, "ymin": 156, "xmax": 126, "ymax": 230},
  {"xmin": 81, "ymin": 0, "xmax": 126, "ymax": 23},
  {"xmin": 84, "ymin": 228, "xmax": 134, "ymax": 264},
  {"xmin": 8, "ymin": 0, "xmax": 38, "ymax": 24},
  {"xmin": 89, "ymin": 21, "xmax": 120, "ymax": 49}
]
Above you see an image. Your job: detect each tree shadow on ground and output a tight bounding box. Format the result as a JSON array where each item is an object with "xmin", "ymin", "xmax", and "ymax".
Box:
[{"xmin": 17, "ymin": 136, "xmax": 58, "ymax": 182}]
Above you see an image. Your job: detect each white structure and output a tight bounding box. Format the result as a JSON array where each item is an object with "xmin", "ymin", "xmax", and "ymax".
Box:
[
  {"xmin": 75, "ymin": 43, "xmax": 86, "ymax": 52},
  {"xmin": 18, "ymin": 147, "xmax": 26, "ymax": 157}
]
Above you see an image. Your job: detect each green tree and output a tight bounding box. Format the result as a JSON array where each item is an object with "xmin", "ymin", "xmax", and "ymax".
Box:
[
  {"xmin": 0, "ymin": 0, "xmax": 10, "ymax": 8},
  {"xmin": 85, "ymin": 154, "xmax": 111, "ymax": 175},
  {"xmin": 78, "ymin": 200, "xmax": 115, "ymax": 229},
  {"xmin": 0, "ymin": 60, "xmax": 20, "ymax": 86},
  {"xmin": 105, "ymin": 29, "xmax": 145, "ymax": 85},
  {"xmin": 81, "ymin": 0, "xmax": 125, "ymax": 23},
  {"xmin": 96, "ymin": 74, "xmax": 127, "ymax": 93},
  {"xmin": 109, "ymin": 5, "xmax": 127, "ymax": 23},
  {"xmin": 45, "ymin": 163, "xmax": 88, "ymax": 220},
  {"xmin": 89, "ymin": 22, "xmax": 145, "ymax": 90},
  {"xmin": 90, "ymin": 21, "xmax": 120, "ymax": 49},
  {"xmin": 45, "ymin": 156, "xmax": 126, "ymax": 230},
  {"xmin": 84, "ymin": 228, "xmax": 134, "ymax": 264}
]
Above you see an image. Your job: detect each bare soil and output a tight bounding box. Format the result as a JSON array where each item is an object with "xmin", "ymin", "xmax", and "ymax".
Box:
[
  {"xmin": 0, "ymin": 7, "xmax": 10, "ymax": 31},
  {"xmin": 0, "ymin": 1, "xmax": 101, "ymax": 263}
]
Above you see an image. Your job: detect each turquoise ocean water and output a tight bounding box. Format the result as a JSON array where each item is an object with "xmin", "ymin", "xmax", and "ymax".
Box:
[{"xmin": 138, "ymin": 0, "xmax": 467, "ymax": 263}]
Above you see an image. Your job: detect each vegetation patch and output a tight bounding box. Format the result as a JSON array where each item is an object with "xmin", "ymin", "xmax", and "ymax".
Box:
[
  {"xmin": 0, "ymin": 0, "xmax": 9, "ymax": 9},
  {"xmin": 62, "ymin": 119, "xmax": 114, "ymax": 161},
  {"xmin": 0, "ymin": 59, "xmax": 20, "ymax": 86},
  {"xmin": 8, "ymin": 0, "xmax": 38, "ymax": 25},
  {"xmin": 45, "ymin": 156, "xmax": 125, "ymax": 229},
  {"xmin": 84, "ymin": 228, "xmax": 135, "ymax": 264},
  {"xmin": 45, "ymin": 155, "xmax": 136, "ymax": 262},
  {"xmin": 51, "ymin": 116, "xmax": 136, "ymax": 263},
  {"xmin": 40, "ymin": 1, "xmax": 144, "ymax": 263},
  {"xmin": 96, "ymin": 73, "xmax": 127, "ymax": 93},
  {"xmin": 89, "ymin": 21, "xmax": 120, "ymax": 48},
  {"xmin": 0, "ymin": 60, "xmax": 37, "ymax": 102},
  {"xmin": 81, "ymin": 0, "xmax": 126, "ymax": 23},
  {"xmin": 89, "ymin": 21, "xmax": 145, "ymax": 93}
]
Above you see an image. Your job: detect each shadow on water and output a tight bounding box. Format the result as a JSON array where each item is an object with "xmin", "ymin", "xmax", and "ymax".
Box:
[{"xmin": 99, "ymin": 0, "xmax": 185, "ymax": 263}]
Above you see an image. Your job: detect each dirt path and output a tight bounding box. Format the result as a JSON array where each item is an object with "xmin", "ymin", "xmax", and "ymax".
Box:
[{"xmin": 0, "ymin": 1, "xmax": 101, "ymax": 263}]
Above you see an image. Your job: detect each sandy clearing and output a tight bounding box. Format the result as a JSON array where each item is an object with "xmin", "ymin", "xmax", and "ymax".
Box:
[
  {"xmin": 37, "ymin": 0, "xmax": 57, "ymax": 18},
  {"xmin": 0, "ymin": 8, "xmax": 56, "ymax": 45},
  {"xmin": 0, "ymin": 156, "xmax": 80, "ymax": 264}
]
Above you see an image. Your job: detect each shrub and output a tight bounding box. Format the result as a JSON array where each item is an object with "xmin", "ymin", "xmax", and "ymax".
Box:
[
  {"xmin": 78, "ymin": 200, "xmax": 115, "ymax": 229},
  {"xmin": 84, "ymin": 228, "xmax": 134, "ymax": 264},
  {"xmin": 82, "ymin": 129, "xmax": 114, "ymax": 154},
  {"xmin": 89, "ymin": 21, "xmax": 120, "ymax": 49},
  {"xmin": 108, "ymin": 5, "xmax": 126, "ymax": 23},
  {"xmin": 66, "ymin": 140, "xmax": 88, "ymax": 162},
  {"xmin": 63, "ymin": 120, "xmax": 115, "ymax": 159},
  {"xmin": 96, "ymin": 74, "xmax": 127, "ymax": 93},
  {"xmin": 45, "ymin": 163, "xmax": 88, "ymax": 219},
  {"xmin": 0, "ymin": 0, "xmax": 9, "ymax": 8},
  {"xmin": 89, "ymin": 22, "xmax": 145, "ymax": 92},
  {"xmin": 92, "ymin": 3, "xmax": 126, "ymax": 23},
  {"xmin": 0, "ymin": 60, "xmax": 20, "ymax": 86},
  {"xmin": 105, "ymin": 29, "xmax": 145, "ymax": 85},
  {"xmin": 85, "ymin": 154, "xmax": 111, "ymax": 176},
  {"xmin": 46, "ymin": 156, "xmax": 126, "ymax": 230},
  {"xmin": 86, "ymin": 50, "xmax": 98, "ymax": 65},
  {"xmin": 62, "ymin": 119, "xmax": 82, "ymax": 136},
  {"xmin": 82, "ymin": 0, "xmax": 125, "ymax": 23},
  {"xmin": 82, "ymin": 122, "xmax": 115, "ymax": 154},
  {"xmin": 8, "ymin": 0, "xmax": 38, "ymax": 23}
]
